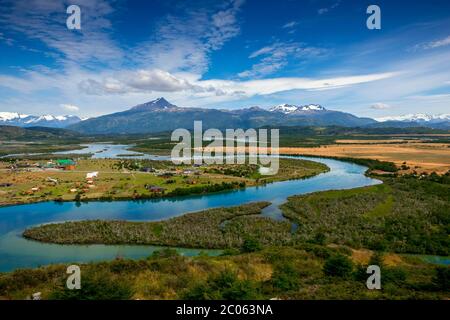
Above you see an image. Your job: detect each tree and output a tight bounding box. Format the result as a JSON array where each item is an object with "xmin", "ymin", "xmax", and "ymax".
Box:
[
  {"xmin": 271, "ymin": 263, "xmax": 301, "ymax": 291},
  {"xmin": 241, "ymin": 237, "xmax": 262, "ymax": 253},
  {"xmin": 432, "ymin": 266, "xmax": 450, "ymax": 291},
  {"xmin": 182, "ymin": 270, "xmax": 261, "ymax": 300},
  {"xmin": 50, "ymin": 272, "xmax": 133, "ymax": 300},
  {"xmin": 323, "ymin": 254, "xmax": 353, "ymax": 278}
]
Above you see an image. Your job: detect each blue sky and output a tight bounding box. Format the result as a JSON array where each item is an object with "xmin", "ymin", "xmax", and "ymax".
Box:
[{"xmin": 0, "ymin": 0, "xmax": 450, "ymax": 118}]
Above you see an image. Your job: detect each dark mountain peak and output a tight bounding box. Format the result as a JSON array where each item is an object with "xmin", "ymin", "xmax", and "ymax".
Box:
[
  {"xmin": 130, "ymin": 97, "xmax": 177, "ymax": 111},
  {"xmin": 248, "ymin": 106, "xmax": 265, "ymax": 111},
  {"xmin": 68, "ymin": 99, "xmax": 377, "ymax": 134},
  {"xmin": 233, "ymin": 106, "xmax": 267, "ymax": 113}
]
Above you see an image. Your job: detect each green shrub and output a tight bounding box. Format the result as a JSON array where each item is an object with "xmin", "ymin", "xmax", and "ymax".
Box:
[
  {"xmin": 312, "ymin": 232, "xmax": 326, "ymax": 245},
  {"xmin": 432, "ymin": 266, "xmax": 450, "ymax": 291},
  {"xmin": 150, "ymin": 248, "xmax": 180, "ymax": 258},
  {"xmin": 182, "ymin": 270, "xmax": 261, "ymax": 300},
  {"xmin": 221, "ymin": 248, "xmax": 240, "ymax": 256},
  {"xmin": 49, "ymin": 272, "xmax": 134, "ymax": 300},
  {"xmin": 301, "ymin": 243, "xmax": 333, "ymax": 259},
  {"xmin": 369, "ymin": 252, "xmax": 384, "ymax": 268},
  {"xmin": 353, "ymin": 264, "xmax": 368, "ymax": 282},
  {"xmin": 323, "ymin": 254, "xmax": 353, "ymax": 278},
  {"xmin": 241, "ymin": 237, "xmax": 262, "ymax": 253},
  {"xmin": 271, "ymin": 263, "xmax": 301, "ymax": 291},
  {"xmin": 383, "ymin": 267, "xmax": 407, "ymax": 285}
]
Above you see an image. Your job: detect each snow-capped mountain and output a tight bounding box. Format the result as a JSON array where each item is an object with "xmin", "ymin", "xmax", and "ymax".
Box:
[
  {"xmin": 0, "ymin": 112, "xmax": 82, "ymax": 128},
  {"xmin": 371, "ymin": 113, "xmax": 450, "ymax": 129},
  {"xmin": 69, "ymin": 98, "xmax": 375, "ymax": 134},
  {"xmin": 269, "ymin": 103, "xmax": 326, "ymax": 114},
  {"xmin": 0, "ymin": 112, "xmax": 29, "ymax": 121},
  {"xmin": 376, "ymin": 113, "xmax": 450, "ymax": 123}
]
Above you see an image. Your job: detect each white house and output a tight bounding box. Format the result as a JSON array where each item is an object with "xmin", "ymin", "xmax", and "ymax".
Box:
[{"xmin": 86, "ymin": 171, "xmax": 98, "ymax": 179}]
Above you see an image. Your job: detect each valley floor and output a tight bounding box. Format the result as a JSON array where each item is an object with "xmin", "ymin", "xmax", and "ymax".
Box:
[
  {"xmin": 0, "ymin": 158, "xmax": 327, "ymax": 207},
  {"xmin": 7, "ymin": 172, "xmax": 448, "ymax": 300},
  {"xmin": 0, "ymin": 151, "xmax": 448, "ymax": 300}
]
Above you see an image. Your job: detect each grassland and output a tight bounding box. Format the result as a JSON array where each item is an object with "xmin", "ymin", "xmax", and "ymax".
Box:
[
  {"xmin": 0, "ymin": 158, "xmax": 327, "ymax": 206},
  {"xmin": 0, "ymin": 245, "xmax": 448, "ymax": 300},
  {"xmin": 278, "ymin": 142, "xmax": 450, "ymax": 174},
  {"xmin": 282, "ymin": 175, "xmax": 449, "ymax": 255}
]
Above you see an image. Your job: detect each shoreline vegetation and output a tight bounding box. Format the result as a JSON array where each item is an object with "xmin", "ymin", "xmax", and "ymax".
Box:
[{"xmin": 23, "ymin": 171, "xmax": 449, "ymax": 256}]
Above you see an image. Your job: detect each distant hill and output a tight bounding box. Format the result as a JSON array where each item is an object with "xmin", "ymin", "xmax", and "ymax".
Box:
[
  {"xmin": 68, "ymin": 98, "xmax": 377, "ymax": 134},
  {"xmin": 0, "ymin": 112, "xmax": 82, "ymax": 128},
  {"xmin": 0, "ymin": 125, "xmax": 80, "ymax": 140},
  {"xmin": 372, "ymin": 113, "xmax": 450, "ymax": 129}
]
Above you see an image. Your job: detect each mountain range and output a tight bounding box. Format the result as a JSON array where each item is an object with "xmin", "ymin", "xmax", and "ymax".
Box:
[
  {"xmin": 0, "ymin": 112, "xmax": 82, "ymax": 128},
  {"xmin": 67, "ymin": 98, "xmax": 377, "ymax": 134},
  {"xmin": 1, "ymin": 98, "xmax": 449, "ymax": 133},
  {"xmin": 373, "ymin": 114, "xmax": 450, "ymax": 129}
]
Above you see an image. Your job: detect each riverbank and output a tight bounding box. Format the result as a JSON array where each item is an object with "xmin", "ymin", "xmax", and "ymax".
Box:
[
  {"xmin": 23, "ymin": 174, "xmax": 449, "ymax": 256},
  {"xmin": 0, "ymin": 157, "xmax": 328, "ymax": 207}
]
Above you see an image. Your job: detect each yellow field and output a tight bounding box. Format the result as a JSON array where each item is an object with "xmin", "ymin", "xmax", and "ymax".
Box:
[
  {"xmin": 203, "ymin": 141, "xmax": 450, "ymax": 174},
  {"xmin": 279, "ymin": 142, "xmax": 450, "ymax": 174},
  {"xmin": 334, "ymin": 139, "xmax": 423, "ymax": 144}
]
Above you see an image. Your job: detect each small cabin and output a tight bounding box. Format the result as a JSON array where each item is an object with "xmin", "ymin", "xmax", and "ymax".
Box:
[
  {"xmin": 158, "ymin": 172, "xmax": 174, "ymax": 178},
  {"xmin": 144, "ymin": 184, "xmax": 166, "ymax": 193},
  {"xmin": 56, "ymin": 159, "xmax": 76, "ymax": 170}
]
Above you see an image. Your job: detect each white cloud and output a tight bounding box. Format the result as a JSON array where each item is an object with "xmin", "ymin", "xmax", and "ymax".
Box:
[
  {"xmin": 282, "ymin": 21, "xmax": 298, "ymax": 29},
  {"xmin": 132, "ymin": 0, "xmax": 244, "ymax": 75},
  {"xmin": 215, "ymin": 72, "xmax": 398, "ymax": 96},
  {"xmin": 208, "ymin": 0, "xmax": 243, "ymax": 50},
  {"xmin": 318, "ymin": 1, "xmax": 340, "ymax": 15},
  {"xmin": 417, "ymin": 35, "xmax": 450, "ymax": 50},
  {"xmin": 60, "ymin": 104, "xmax": 80, "ymax": 112},
  {"xmin": 0, "ymin": 0, "xmax": 123, "ymax": 66},
  {"xmin": 0, "ymin": 32, "xmax": 14, "ymax": 45},
  {"xmin": 0, "ymin": 0, "xmax": 248, "ymax": 115},
  {"xmin": 1, "ymin": 0, "xmax": 449, "ymax": 118},
  {"xmin": 239, "ymin": 42, "xmax": 328, "ymax": 78},
  {"xmin": 370, "ymin": 103, "xmax": 391, "ymax": 110},
  {"xmin": 73, "ymin": 67, "xmax": 397, "ymax": 98},
  {"xmin": 78, "ymin": 69, "xmax": 211, "ymax": 95}
]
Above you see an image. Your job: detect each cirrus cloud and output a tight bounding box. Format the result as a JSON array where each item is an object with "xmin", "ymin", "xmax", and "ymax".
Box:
[
  {"xmin": 370, "ymin": 103, "xmax": 391, "ymax": 110},
  {"xmin": 60, "ymin": 104, "xmax": 80, "ymax": 112}
]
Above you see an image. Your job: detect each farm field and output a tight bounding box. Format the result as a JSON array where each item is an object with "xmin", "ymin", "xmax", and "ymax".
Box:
[{"xmin": 279, "ymin": 142, "xmax": 450, "ymax": 174}]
